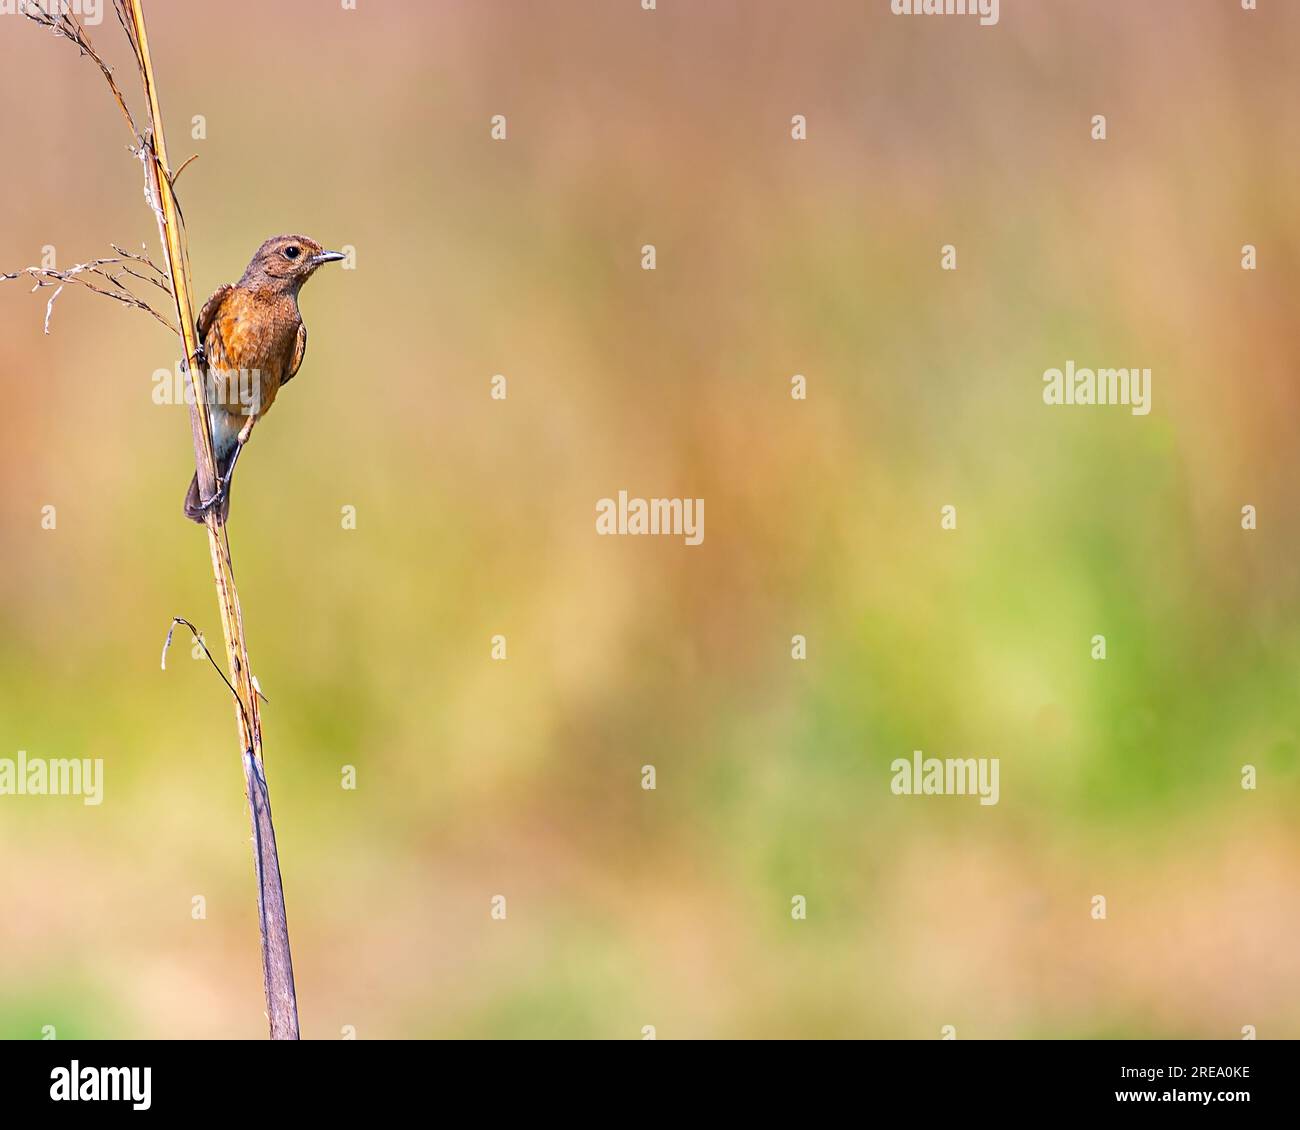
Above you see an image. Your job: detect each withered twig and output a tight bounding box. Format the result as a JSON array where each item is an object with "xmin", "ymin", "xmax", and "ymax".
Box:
[
  {"xmin": 1, "ymin": 255, "xmax": 178, "ymax": 333},
  {"xmin": 21, "ymin": 4, "xmax": 138, "ymax": 138}
]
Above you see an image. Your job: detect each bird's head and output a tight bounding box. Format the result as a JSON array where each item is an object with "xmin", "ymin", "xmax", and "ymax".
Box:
[{"xmin": 239, "ymin": 235, "xmax": 346, "ymax": 293}]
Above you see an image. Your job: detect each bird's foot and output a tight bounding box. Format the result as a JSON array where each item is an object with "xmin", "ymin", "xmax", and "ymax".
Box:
[{"xmin": 197, "ymin": 471, "xmax": 232, "ymax": 513}]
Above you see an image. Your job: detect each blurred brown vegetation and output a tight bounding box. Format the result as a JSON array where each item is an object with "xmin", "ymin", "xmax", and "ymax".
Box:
[{"xmin": 1, "ymin": 1, "xmax": 1298, "ymax": 1038}]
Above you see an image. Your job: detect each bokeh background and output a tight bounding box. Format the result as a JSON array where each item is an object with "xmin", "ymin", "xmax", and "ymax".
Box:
[{"xmin": 1, "ymin": 0, "xmax": 1299, "ymax": 1039}]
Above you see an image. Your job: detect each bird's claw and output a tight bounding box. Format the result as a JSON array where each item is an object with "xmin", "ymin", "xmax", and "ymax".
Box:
[{"xmin": 197, "ymin": 473, "xmax": 231, "ymax": 513}]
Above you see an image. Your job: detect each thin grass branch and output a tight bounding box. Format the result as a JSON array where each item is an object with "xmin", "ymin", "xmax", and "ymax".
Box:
[{"xmin": 1, "ymin": 252, "xmax": 178, "ymax": 334}]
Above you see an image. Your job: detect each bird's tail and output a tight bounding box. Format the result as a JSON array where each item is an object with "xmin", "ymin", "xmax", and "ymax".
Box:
[{"xmin": 183, "ymin": 451, "xmax": 234, "ymax": 525}]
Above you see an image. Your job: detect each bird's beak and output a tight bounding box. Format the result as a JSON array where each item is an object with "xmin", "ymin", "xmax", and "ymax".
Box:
[{"xmin": 312, "ymin": 250, "xmax": 347, "ymax": 265}]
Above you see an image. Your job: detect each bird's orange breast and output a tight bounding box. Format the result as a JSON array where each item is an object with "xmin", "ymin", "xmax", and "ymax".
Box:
[{"xmin": 204, "ymin": 287, "xmax": 301, "ymax": 423}]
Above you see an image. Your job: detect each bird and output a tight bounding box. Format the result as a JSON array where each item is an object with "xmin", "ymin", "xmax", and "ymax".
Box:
[{"xmin": 183, "ymin": 234, "xmax": 345, "ymax": 524}]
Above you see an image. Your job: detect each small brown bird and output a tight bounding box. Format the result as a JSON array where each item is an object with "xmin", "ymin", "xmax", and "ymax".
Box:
[{"xmin": 184, "ymin": 234, "xmax": 345, "ymax": 524}]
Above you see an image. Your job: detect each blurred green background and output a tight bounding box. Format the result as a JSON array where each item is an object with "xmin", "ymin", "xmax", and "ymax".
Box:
[{"xmin": 1, "ymin": 0, "xmax": 1298, "ymax": 1038}]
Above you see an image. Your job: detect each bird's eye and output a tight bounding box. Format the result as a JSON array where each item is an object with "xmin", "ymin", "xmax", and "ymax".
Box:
[{"xmin": 283, "ymin": 246, "xmax": 301, "ymax": 260}]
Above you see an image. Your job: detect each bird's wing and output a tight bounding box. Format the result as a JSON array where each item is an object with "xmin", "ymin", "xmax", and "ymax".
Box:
[
  {"xmin": 196, "ymin": 285, "xmax": 245, "ymax": 436},
  {"xmin": 282, "ymin": 321, "xmax": 307, "ymax": 387},
  {"xmin": 196, "ymin": 283, "xmax": 234, "ymax": 341}
]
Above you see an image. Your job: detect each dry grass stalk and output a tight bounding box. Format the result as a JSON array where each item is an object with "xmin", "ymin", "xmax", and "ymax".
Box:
[{"xmin": 3, "ymin": 0, "xmax": 300, "ymax": 1039}]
